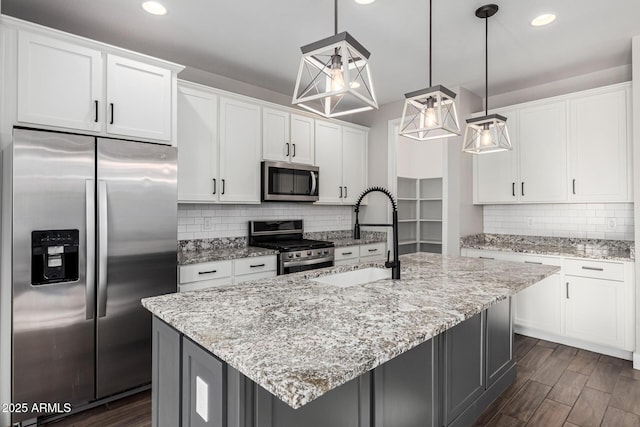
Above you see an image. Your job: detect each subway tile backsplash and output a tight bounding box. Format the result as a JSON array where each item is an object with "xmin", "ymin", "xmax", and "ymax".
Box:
[
  {"xmin": 178, "ymin": 203, "xmax": 354, "ymax": 240},
  {"xmin": 483, "ymin": 203, "xmax": 634, "ymax": 241}
]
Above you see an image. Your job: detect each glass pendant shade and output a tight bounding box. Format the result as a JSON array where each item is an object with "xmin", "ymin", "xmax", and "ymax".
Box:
[
  {"xmin": 462, "ymin": 114, "xmax": 512, "ymax": 154},
  {"xmin": 399, "ymin": 85, "xmax": 460, "ymax": 140},
  {"xmin": 292, "ymin": 31, "xmax": 378, "ymax": 118}
]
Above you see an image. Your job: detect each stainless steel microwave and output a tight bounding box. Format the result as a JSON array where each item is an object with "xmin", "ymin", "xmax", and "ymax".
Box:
[{"xmin": 261, "ymin": 161, "xmax": 319, "ymax": 202}]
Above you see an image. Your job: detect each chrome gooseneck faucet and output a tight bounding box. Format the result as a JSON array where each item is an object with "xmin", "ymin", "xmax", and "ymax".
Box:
[{"xmin": 353, "ymin": 187, "xmax": 400, "ymax": 279}]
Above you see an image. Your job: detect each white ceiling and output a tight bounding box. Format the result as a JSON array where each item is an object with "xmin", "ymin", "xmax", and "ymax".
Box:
[{"xmin": 3, "ymin": 0, "xmax": 640, "ymax": 106}]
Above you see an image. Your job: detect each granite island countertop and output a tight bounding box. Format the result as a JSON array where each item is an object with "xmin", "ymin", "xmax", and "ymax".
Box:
[
  {"xmin": 461, "ymin": 233, "xmax": 634, "ymax": 261},
  {"xmin": 178, "ymin": 246, "xmax": 278, "ymax": 265},
  {"xmin": 143, "ymin": 252, "xmax": 558, "ymax": 409}
]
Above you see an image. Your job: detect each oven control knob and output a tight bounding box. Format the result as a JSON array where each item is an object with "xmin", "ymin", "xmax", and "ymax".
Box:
[
  {"xmin": 295, "ymin": 252, "xmax": 301, "ymax": 258},
  {"xmin": 288, "ymin": 253, "xmax": 294, "ymax": 259},
  {"xmin": 323, "ymin": 250, "xmax": 329, "ymax": 255},
  {"xmin": 307, "ymin": 251, "xmax": 312, "ymax": 256},
  {"xmin": 317, "ymin": 251, "xmax": 322, "ymax": 256}
]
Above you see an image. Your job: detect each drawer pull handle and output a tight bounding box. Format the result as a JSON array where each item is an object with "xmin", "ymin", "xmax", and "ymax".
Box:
[
  {"xmin": 524, "ymin": 261, "xmax": 542, "ymax": 265},
  {"xmin": 581, "ymin": 266, "xmax": 604, "ymax": 271},
  {"xmin": 566, "ymin": 282, "xmax": 570, "ymax": 299},
  {"xmin": 368, "ymin": 249, "xmax": 378, "ymax": 252},
  {"xmin": 250, "ymin": 264, "xmax": 266, "ymax": 268},
  {"xmin": 342, "ymin": 252, "xmax": 353, "ymax": 255},
  {"xmin": 479, "ymin": 256, "xmax": 494, "ymax": 260},
  {"xmin": 198, "ymin": 270, "xmax": 217, "ymax": 275}
]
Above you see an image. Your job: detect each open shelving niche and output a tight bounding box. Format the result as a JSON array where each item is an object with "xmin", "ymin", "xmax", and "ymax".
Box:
[{"xmin": 397, "ymin": 177, "xmax": 443, "ymax": 255}]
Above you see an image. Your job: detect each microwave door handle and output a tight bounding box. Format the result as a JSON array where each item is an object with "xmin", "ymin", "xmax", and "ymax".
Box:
[{"xmin": 310, "ymin": 170, "xmax": 317, "ymax": 196}]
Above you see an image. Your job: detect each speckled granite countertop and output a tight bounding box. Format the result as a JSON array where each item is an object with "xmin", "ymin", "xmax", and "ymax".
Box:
[
  {"xmin": 143, "ymin": 252, "xmax": 558, "ymax": 409},
  {"xmin": 461, "ymin": 233, "xmax": 634, "ymax": 261},
  {"xmin": 178, "ymin": 246, "xmax": 278, "ymax": 265},
  {"xmin": 305, "ymin": 230, "xmax": 387, "ymax": 248}
]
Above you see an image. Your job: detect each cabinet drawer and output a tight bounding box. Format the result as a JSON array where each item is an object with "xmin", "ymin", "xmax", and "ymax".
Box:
[
  {"xmin": 335, "ymin": 246, "xmax": 359, "ymax": 261},
  {"xmin": 564, "ymin": 258, "xmax": 624, "ymax": 281},
  {"xmin": 234, "ymin": 255, "xmax": 277, "ymax": 276},
  {"xmin": 516, "ymin": 254, "xmax": 562, "ymax": 267},
  {"xmin": 359, "ymin": 243, "xmax": 385, "ymax": 258},
  {"xmin": 180, "ymin": 260, "xmax": 233, "ymax": 284}
]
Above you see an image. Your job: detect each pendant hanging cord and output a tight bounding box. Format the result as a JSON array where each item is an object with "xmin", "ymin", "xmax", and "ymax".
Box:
[
  {"xmin": 485, "ymin": 15, "xmax": 489, "ymax": 116},
  {"xmin": 334, "ymin": 0, "xmax": 338, "ymax": 35},
  {"xmin": 429, "ymin": 0, "xmax": 432, "ymax": 86}
]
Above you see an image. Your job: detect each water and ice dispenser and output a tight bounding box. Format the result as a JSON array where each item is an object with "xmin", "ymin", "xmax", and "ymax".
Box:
[{"xmin": 31, "ymin": 230, "xmax": 79, "ymax": 285}]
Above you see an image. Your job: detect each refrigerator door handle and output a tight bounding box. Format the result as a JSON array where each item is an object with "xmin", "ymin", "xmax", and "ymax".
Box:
[
  {"xmin": 86, "ymin": 180, "xmax": 96, "ymax": 320},
  {"xmin": 98, "ymin": 180, "xmax": 108, "ymax": 318}
]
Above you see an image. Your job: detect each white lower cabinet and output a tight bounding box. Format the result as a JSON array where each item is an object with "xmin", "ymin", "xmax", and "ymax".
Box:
[
  {"xmin": 461, "ymin": 248, "xmax": 635, "ymax": 356},
  {"xmin": 335, "ymin": 242, "xmax": 386, "ymax": 266},
  {"xmin": 179, "ymin": 255, "xmax": 277, "ymax": 292}
]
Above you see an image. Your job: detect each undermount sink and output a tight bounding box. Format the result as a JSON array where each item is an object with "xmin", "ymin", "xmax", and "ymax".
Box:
[{"xmin": 311, "ymin": 267, "xmax": 392, "ymax": 288}]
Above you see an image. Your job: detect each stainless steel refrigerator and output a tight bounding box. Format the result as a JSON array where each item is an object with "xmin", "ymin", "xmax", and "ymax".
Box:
[{"xmin": 10, "ymin": 128, "xmax": 177, "ymax": 424}]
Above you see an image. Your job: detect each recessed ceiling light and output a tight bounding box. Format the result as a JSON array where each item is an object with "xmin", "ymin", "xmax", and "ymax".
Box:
[
  {"xmin": 531, "ymin": 13, "xmax": 556, "ymax": 27},
  {"xmin": 142, "ymin": 1, "xmax": 167, "ymax": 16},
  {"xmin": 354, "ymin": 0, "xmax": 376, "ymax": 4}
]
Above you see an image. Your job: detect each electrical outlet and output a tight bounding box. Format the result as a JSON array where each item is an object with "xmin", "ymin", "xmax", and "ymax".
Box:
[
  {"xmin": 526, "ymin": 217, "xmax": 534, "ymax": 228},
  {"xmin": 203, "ymin": 217, "xmax": 214, "ymax": 231},
  {"xmin": 607, "ymin": 218, "xmax": 617, "ymax": 230}
]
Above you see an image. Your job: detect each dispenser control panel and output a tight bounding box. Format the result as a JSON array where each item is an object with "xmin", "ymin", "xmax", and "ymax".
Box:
[{"xmin": 31, "ymin": 230, "xmax": 79, "ymax": 285}]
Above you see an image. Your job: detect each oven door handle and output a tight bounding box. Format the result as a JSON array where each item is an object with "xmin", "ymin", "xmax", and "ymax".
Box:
[
  {"xmin": 310, "ymin": 171, "xmax": 317, "ymax": 196},
  {"xmin": 283, "ymin": 256, "xmax": 334, "ymax": 268}
]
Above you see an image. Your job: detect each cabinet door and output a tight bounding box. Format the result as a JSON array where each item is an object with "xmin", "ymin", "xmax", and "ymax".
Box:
[
  {"xmin": 315, "ymin": 120, "xmax": 343, "ymax": 204},
  {"xmin": 443, "ymin": 313, "xmax": 484, "ymax": 425},
  {"xmin": 290, "ymin": 114, "xmax": 315, "ymax": 165},
  {"xmin": 152, "ymin": 318, "xmax": 181, "ymax": 427},
  {"xmin": 564, "ymin": 276, "xmax": 626, "ymax": 349},
  {"xmin": 177, "ymin": 84, "xmax": 218, "ymax": 202},
  {"xmin": 17, "ymin": 31, "xmax": 103, "ymax": 132},
  {"xmin": 474, "ymin": 110, "xmax": 519, "ymax": 203},
  {"xmin": 569, "ymin": 89, "xmax": 629, "ymax": 201},
  {"xmin": 514, "ymin": 273, "xmax": 562, "ymax": 335},
  {"xmin": 341, "ymin": 126, "xmax": 367, "ymax": 204},
  {"xmin": 518, "ymin": 102, "xmax": 567, "ymax": 202},
  {"xmin": 219, "ymin": 97, "xmax": 261, "ymax": 203},
  {"xmin": 486, "ymin": 299, "xmax": 513, "ymax": 389},
  {"xmin": 262, "ymin": 107, "xmax": 290, "ymax": 162},
  {"xmin": 106, "ymin": 54, "xmax": 172, "ymax": 141}
]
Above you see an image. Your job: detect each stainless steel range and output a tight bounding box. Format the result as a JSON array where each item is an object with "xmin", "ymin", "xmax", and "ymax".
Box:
[{"xmin": 249, "ymin": 220, "xmax": 334, "ymax": 275}]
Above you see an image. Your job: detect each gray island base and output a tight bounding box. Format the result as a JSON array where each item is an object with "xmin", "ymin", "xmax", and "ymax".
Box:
[{"xmin": 143, "ymin": 253, "xmax": 559, "ymax": 427}]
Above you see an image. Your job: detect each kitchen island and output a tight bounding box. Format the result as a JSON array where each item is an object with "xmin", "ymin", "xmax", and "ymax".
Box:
[{"xmin": 142, "ymin": 252, "xmax": 558, "ymax": 427}]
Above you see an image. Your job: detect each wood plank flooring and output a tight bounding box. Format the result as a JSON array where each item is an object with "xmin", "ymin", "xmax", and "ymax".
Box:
[
  {"xmin": 45, "ymin": 334, "xmax": 640, "ymax": 427},
  {"xmin": 475, "ymin": 334, "xmax": 640, "ymax": 427}
]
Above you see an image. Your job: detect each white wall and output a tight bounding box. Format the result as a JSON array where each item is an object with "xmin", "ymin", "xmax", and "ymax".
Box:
[
  {"xmin": 631, "ymin": 35, "xmax": 640, "ymax": 368},
  {"xmin": 485, "ymin": 203, "xmax": 634, "ymax": 240},
  {"xmin": 397, "ymin": 137, "xmax": 443, "ymax": 179},
  {"xmin": 178, "ymin": 203, "xmax": 354, "ymax": 241}
]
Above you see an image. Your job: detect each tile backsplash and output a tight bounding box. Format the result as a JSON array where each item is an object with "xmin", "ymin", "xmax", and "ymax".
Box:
[
  {"xmin": 178, "ymin": 203, "xmax": 354, "ymax": 240},
  {"xmin": 483, "ymin": 203, "xmax": 634, "ymax": 241}
]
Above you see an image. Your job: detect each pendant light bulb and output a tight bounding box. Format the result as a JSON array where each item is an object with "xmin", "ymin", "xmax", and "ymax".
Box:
[
  {"xmin": 330, "ymin": 53, "xmax": 345, "ymax": 91},
  {"xmin": 481, "ymin": 124, "xmax": 492, "ymax": 146},
  {"xmin": 424, "ymin": 98, "xmax": 437, "ymax": 127}
]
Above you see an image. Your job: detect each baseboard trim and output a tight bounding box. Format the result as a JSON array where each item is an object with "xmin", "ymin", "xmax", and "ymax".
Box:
[
  {"xmin": 633, "ymin": 353, "xmax": 640, "ymax": 370},
  {"xmin": 514, "ymin": 326, "xmax": 633, "ymax": 360}
]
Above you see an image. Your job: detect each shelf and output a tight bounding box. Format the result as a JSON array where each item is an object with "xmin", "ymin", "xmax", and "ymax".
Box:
[
  {"xmin": 420, "ymin": 240, "xmax": 442, "ymax": 245},
  {"xmin": 398, "ymin": 219, "xmax": 418, "ymax": 223},
  {"xmin": 397, "ymin": 197, "xmax": 418, "ymax": 201},
  {"xmin": 420, "ymin": 198, "xmax": 443, "ymax": 201},
  {"xmin": 399, "ymin": 240, "xmax": 418, "ymax": 245},
  {"xmin": 420, "ymin": 219, "xmax": 442, "ymax": 222}
]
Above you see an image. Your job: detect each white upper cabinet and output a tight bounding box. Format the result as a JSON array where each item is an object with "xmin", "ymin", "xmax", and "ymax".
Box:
[
  {"xmin": 473, "ymin": 83, "xmax": 631, "ymax": 204},
  {"xmin": 17, "ymin": 31, "xmax": 103, "ymax": 132},
  {"xmin": 219, "ymin": 97, "xmax": 261, "ymax": 203},
  {"xmin": 475, "ymin": 110, "xmax": 519, "ymax": 203},
  {"xmin": 10, "ymin": 22, "xmax": 182, "ymax": 144},
  {"xmin": 569, "ymin": 89, "xmax": 629, "ymax": 201},
  {"xmin": 518, "ymin": 101, "xmax": 567, "ymax": 202},
  {"xmin": 262, "ymin": 108, "xmax": 315, "ymax": 165},
  {"xmin": 105, "ymin": 54, "xmax": 172, "ymax": 141},
  {"xmin": 289, "ymin": 114, "xmax": 315, "ymax": 165},
  {"xmin": 315, "ymin": 120, "xmax": 367, "ymax": 205},
  {"xmin": 315, "ymin": 120, "xmax": 343, "ymax": 204},
  {"xmin": 177, "ymin": 83, "xmax": 218, "ymax": 203},
  {"xmin": 341, "ymin": 126, "xmax": 367, "ymax": 204}
]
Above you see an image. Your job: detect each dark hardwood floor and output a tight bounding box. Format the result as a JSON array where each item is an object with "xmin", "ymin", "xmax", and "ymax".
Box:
[
  {"xmin": 45, "ymin": 334, "xmax": 640, "ymax": 427},
  {"xmin": 46, "ymin": 391, "xmax": 151, "ymax": 427},
  {"xmin": 475, "ymin": 334, "xmax": 640, "ymax": 426}
]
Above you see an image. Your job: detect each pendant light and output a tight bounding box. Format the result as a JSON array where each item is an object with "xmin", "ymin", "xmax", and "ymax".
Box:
[
  {"xmin": 462, "ymin": 4, "xmax": 512, "ymax": 154},
  {"xmin": 399, "ymin": 0, "xmax": 460, "ymax": 141},
  {"xmin": 292, "ymin": 0, "xmax": 378, "ymax": 118}
]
